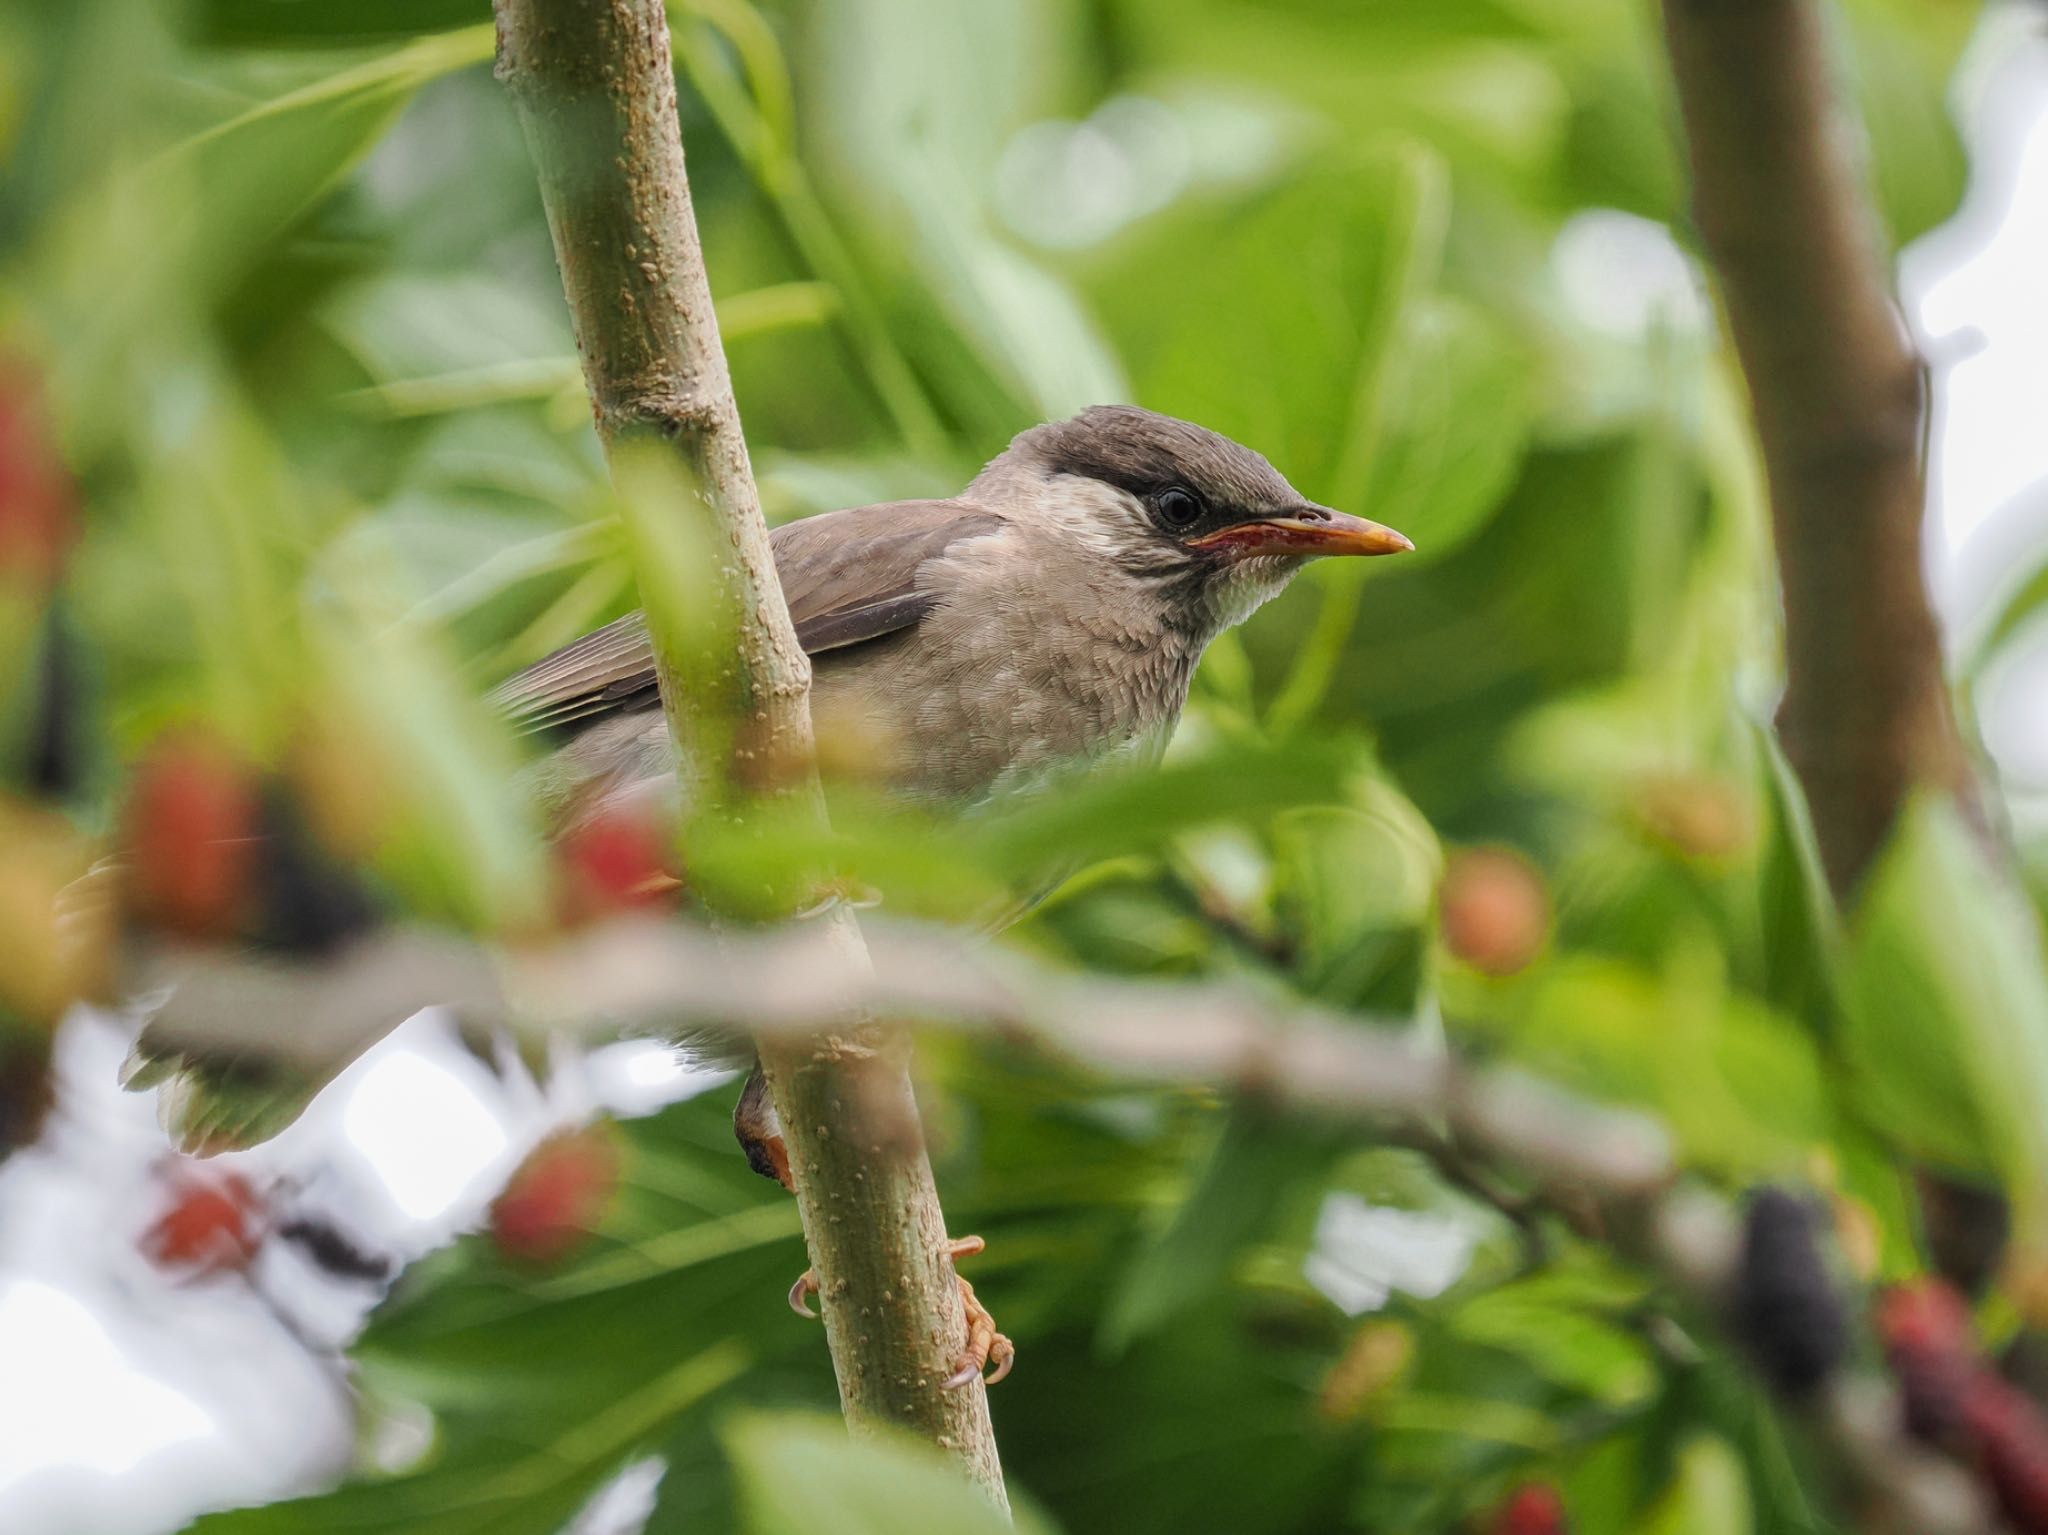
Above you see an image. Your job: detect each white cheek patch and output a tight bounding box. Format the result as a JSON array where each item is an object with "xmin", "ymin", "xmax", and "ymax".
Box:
[{"xmin": 1033, "ymin": 476, "xmax": 1156, "ymax": 564}]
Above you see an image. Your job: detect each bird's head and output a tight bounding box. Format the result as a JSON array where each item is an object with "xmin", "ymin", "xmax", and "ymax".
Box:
[{"xmin": 980, "ymin": 405, "xmax": 1413, "ymax": 637}]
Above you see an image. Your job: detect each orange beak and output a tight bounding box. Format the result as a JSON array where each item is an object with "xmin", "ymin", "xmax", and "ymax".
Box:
[{"xmin": 1187, "ymin": 507, "xmax": 1414, "ymax": 560}]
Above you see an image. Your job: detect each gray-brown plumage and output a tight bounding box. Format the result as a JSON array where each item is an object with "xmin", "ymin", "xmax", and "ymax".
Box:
[
  {"xmin": 496, "ymin": 405, "xmax": 1411, "ymax": 817},
  {"xmin": 494, "ymin": 406, "xmax": 1411, "ymax": 1388}
]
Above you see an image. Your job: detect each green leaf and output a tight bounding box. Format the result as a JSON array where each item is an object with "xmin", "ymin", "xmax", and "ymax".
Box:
[
  {"xmin": 1639, "ymin": 1435, "xmax": 1752, "ymax": 1535},
  {"xmin": 322, "ymin": 272, "xmax": 576, "ymax": 399},
  {"xmin": 726, "ymin": 1413, "xmax": 1049, "ymax": 1535},
  {"xmin": 1842, "ymin": 797, "xmax": 2048, "ymax": 1254},
  {"xmin": 975, "ymin": 735, "xmax": 1369, "ymax": 877},
  {"xmin": 188, "ymin": 1344, "xmax": 748, "ymax": 1535},
  {"xmin": 174, "ymin": 28, "xmax": 496, "ymax": 287},
  {"xmin": 1108, "ymin": 4, "xmax": 1573, "ymax": 184},
  {"xmin": 1128, "ymin": 144, "xmax": 1449, "ymax": 512},
  {"xmin": 1447, "ymin": 1275, "xmax": 1656, "ymax": 1409},
  {"xmin": 1353, "ymin": 295, "xmax": 1531, "ymax": 562},
  {"xmin": 1843, "ymin": 6, "xmax": 1972, "ymax": 245},
  {"xmin": 190, "ymin": 0, "xmax": 491, "ymax": 47},
  {"xmin": 308, "ymin": 566, "xmax": 553, "ymax": 933},
  {"xmin": 1510, "ymin": 951, "xmax": 1828, "ymax": 1177},
  {"xmin": 1750, "ymin": 724, "xmax": 1842, "ymax": 1031},
  {"xmin": 1962, "ymin": 548, "xmax": 2048, "ymax": 679},
  {"xmin": 1100, "ymin": 1103, "xmax": 1335, "ymax": 1351},
  {"xmin": 804, "ymin": 0, "xmax": 1125, "ymax": 426},
  {"xmin": 1269, "ymin": 790, "xmax": 1442, "ymax": 1011}
]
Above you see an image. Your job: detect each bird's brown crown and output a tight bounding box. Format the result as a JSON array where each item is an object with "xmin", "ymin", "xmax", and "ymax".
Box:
[{"xmin": 1008, "ymin": 406, "xmax": 1308, "ymax": 533}]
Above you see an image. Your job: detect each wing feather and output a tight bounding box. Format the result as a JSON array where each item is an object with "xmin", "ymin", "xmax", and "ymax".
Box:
[{"xmin": 490, "ymin": 499, "xmax": 1004, "ymax": 733}]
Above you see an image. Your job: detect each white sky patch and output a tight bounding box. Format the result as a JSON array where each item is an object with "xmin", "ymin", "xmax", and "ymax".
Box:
[
  {"xmin": 341, "ymin": 1046, "xmax": 511, "ymax": 1224},
  {"xmin": 0, "ymin": 1281, "xmax": 214, "ymax": 1494},
  {"xmin": 582, "ymin": 1040, "xmax": 731, "ymax": 1119},
  {"xmin": 1905, "ymin": 22, "xmax": 2048, "ymax": 564},
  {"xmin": 1550, "ymin": 208, "xmax": 1712, "ymax": 339},
  {"xmin": 565, "ymin": 1455, "xmax": 668, "ymax": 1535},
  {"xmin": 1304, "ymin": 1193, "xmax": 1480, "ymax": 1316},
  {"xmin": 994, "ymin": 90, "xmax": 1289, "ymax": 251}
]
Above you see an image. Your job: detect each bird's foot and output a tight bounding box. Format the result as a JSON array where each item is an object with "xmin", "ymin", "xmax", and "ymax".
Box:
[
  {"xmin": 786, "ymin": 1233, "xmax": 1013, "ymax": 1390},
  {"xmin": 942, "ymin": 1235, "xmax": 1014, "ymax": 1390}
]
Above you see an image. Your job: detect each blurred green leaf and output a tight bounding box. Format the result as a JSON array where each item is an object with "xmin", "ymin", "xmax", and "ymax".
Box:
[
  {"xmin": 1270, "ymin": 790, "xmax": 1442, "ymax": 1011},
  {"xmin": 728, "ymin": 1413, "xmax": 1049, "ymax": 1535},
  {"xmin": 190, "ymin": 0, "xmax": 491, "ymax": 47},
  {"xmin": 1509, "ymin": 951, "xmax": 1828, "ymax": 1177},
  {"xmin": 1122, "ymin": 145, "xmax": 1449, "ymax": 509},
  {"xmin": 1963, "ymin": 550, "xmax": 2048, "ymax": 679},
  {"xmin": 1639, "ymin": 1434, "xmax": 1752, "ymax": 1535},
  {"xmin": 1447, "ymin": 1272, "xmax": 1656, "ymax": 1409},
  {"xmin": 1355, "ymin": 295, "xmax": 1531, "ymax": 559},
  {"xmin": 1842, "ymin": 797, "xmax": 2048, "ymax": 1254},
  {"xmin": 1843, "ymin": 6, "xmax": 1973, "ymax": 245},
  {"xmin": 309, "ymin": 551, "xmax": 553, "ymax": 932},
  {"xmin": 323, "ymin": 272, "xmax": 576, "ymax": 400},
  {"xmin": 976, "ymin": 734, "xmax": 1369, "ymax": 877},
  {"xmin": 176, "ymin": 27, "xmax": 495, "ymax": 287},
  {"xmin": 188, "ymin": 1343, "xmax": 748, "ymax": 1535},
  {"xmin": 1751, "ymin": 725, "xmax": 1842, "ymax": 1030},
  {"xmin": 804, "ymin": 0, "xmax": 1126, "ymax": 426},
  {"xmin": 1100, "ymin": 1102, "xmax": 1334, "ymax": 1351},
  {"xmin": 1113, "ymin": 2, "xmax": 1573, "ymax": 184}
]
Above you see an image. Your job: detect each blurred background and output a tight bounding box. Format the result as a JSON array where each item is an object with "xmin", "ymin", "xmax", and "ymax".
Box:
[{"xmin": 2, "ymin": 0, "xmax": 2047, "ymax": 1531}]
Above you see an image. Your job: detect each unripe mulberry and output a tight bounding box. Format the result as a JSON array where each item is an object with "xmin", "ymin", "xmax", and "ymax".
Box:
[
  {"xmin": 1440, "ymin": 847, "xmax": 1548, "ymax": 976},
  {"xmin": 491, "ymin": 1124, "xmax": 622, "ymax": 1265}
]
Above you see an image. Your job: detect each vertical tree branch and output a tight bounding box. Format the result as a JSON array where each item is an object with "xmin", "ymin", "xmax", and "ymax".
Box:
[
  {"xmin": 1658, "ymin": 0, "xmax": 1978, "ymax": 898},
  {"xmin": 491, "ymin": 0, "xmax": 1006, "ymax": 1502}
]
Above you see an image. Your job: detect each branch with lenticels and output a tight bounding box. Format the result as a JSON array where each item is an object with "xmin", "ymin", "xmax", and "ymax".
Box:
[{"xmin": 489, "ymin": 0, "xmax": 1005, "ymax": 1501}]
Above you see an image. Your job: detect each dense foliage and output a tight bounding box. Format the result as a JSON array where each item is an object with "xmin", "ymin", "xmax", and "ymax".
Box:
[{"xmin": 5, "ymin": 1, "xmax": 2047, "ymax": 1532}]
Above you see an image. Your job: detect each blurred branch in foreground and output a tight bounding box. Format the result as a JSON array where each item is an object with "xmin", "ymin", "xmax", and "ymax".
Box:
[
  {"xmin": 1658, "ymin": 0, "xmax": 1979, "ymax": 899},
  {"xmin": 490, "ymin": 0, "xmax": 1005, "ymax": 1498},
  {"xmin": 129, "ymin": 914, "xmax": 1995, "ymax": 1533}
]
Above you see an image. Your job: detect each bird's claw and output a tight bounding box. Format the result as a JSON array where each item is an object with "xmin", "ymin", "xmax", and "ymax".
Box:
[
  {"xmin": 789, "ymin": 1269, "xmax": 818, "ymax": 1319},
  {"xmin": 941, "ymin": 1235, "xmax": 1014, "ymax": 1391},
  {"xmin": 784, "ymin": 1234, "xmax": 1013, "ymax": 1389}
]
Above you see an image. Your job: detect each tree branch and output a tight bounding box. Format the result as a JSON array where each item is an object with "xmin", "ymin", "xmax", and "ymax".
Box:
[
  {"xmin": 490, "ymin": 0, "xmax": 1005, "ymax": 1500},
  {"xmin": 130, "ymin": 916, "xmax": 1995, "ymax": 1531},
  {"xmin": 1658, "ymin": 0, "xmax": 1978, "ymax": 898}
]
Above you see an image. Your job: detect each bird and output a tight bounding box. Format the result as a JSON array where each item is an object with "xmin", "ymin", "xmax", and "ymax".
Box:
[
  {"xmin": 493, "ymin": 404, "xmax": 1413, "ymax": 1388},
  {"xmin": 501, "ymin": 405, "xmax": 1411, "ymax": 812}
]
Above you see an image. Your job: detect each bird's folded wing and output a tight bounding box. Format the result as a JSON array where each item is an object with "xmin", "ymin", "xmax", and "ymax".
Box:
[{"xmin": 490, "ymin": 498, "xmax": 1006, "ymax": 732}]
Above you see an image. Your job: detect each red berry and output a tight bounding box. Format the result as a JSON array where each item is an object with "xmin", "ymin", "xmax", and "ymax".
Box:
[
  {"xmin": 1880, "ymin": 1280, "xmax": 1979, "ymax": 1444},
  {"xmin": 1963, "ymin": 1374, "xmax": 2048, "ymax": 1533},
  {"xmin": 125, "ymin": 734, "xmax": 258, "ymax": 939},
  {"xmin": 0, "ymin": 367, "xmax": 76, "ymax": 589},
  {"xmin": 557, "ymin": 804, "xmax": 679, "ymax": 922},
  {"xmin": 1879, "ymin": 1280, "xmax": 1975, "ymax": 1363},
  {"xmin": 490, "ymin": 1124, "xmax": 621, "ymax": 1265},
  {"xmin": 141, "ymin": 1170, "xmax": 263, "ymax": 1274},
  {"xmin": 1491, "ymin": 1481, "xmax": 1568, "ymax": 1535},
  {"xmin": 1440, "ymin": 847, "xmax": 1549, "ymax": 977}
]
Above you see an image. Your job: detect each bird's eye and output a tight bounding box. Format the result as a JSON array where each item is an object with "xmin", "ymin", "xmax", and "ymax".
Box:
[{"xmin": 1154, "ymin": 487, "xmax": 1202, "ymax": 531}]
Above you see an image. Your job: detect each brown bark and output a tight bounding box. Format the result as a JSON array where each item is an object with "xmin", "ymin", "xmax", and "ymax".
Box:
[
  {"xmin": 1658, "ymin": 0, "xmax": 1976, "ymax": 897},
  {"xmin": 492, "ymin": 0, "xmax": 1006, "ymax": 1502}
]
